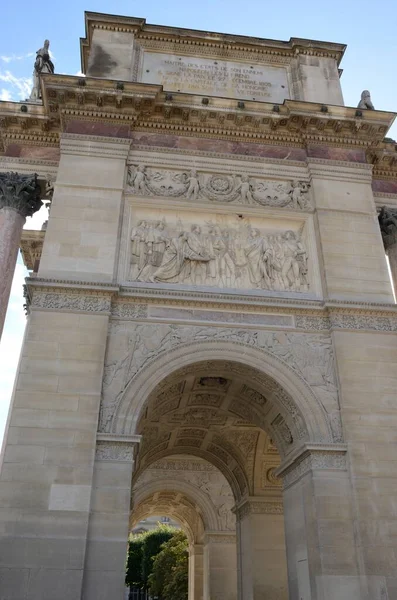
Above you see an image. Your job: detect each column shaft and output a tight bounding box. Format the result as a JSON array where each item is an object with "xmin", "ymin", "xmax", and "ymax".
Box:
[
  {"xmin": 0, "ymin": 172, "xmax": 42, "ymax": 339},
  {"xmin": 0, "ymin": 208, "xmax": 25, "ymax": 338}
]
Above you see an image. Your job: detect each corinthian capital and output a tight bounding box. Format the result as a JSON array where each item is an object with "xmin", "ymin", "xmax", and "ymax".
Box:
[
  {"xmin": 0, "ymin": 172, "xmax": 42, "ymax": 218},
  {"xmin": 378, "ymin": 205, "xmax": 397, "ymax": 251}
]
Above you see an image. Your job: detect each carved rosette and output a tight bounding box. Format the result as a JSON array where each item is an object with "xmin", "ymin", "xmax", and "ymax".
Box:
[{"xmin": 0, "ymin": 172, "xmax": 42, "ymax": 218}]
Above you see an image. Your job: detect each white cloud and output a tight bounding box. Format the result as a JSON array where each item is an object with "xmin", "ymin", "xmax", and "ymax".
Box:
[
  {"xmin": 0, "ymin": 88, "xmax": 11, "ymax": 101},
  {"xmin": 0, "ymin": 52, "xmax": 34, "ymax": 64},
  {"xmin": 0, "ymin": 70, "xmax": 32, "ymax": 100}
]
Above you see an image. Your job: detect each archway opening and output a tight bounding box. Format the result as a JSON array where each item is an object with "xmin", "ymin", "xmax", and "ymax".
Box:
[{"xmin": 129, "ymin": 360, "xmax": 296, "ymax": 600}]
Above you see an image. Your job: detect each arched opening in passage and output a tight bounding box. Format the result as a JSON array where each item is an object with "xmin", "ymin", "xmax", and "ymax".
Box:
[
  {"xmin": 126, "ymin": 355, "xmax": 324, "ymax": 600},
  {"xmin": 130, "ymin": 457, "xmax": 237, "ymax": 600}
]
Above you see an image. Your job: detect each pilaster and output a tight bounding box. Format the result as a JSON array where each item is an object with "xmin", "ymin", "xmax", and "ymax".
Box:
[
  {"xmin": 203, "ymin": 532, "xmax": 237, "ymax": 600},
  {"xmin": 38, "ymin": 134, "xmax": 131, "ymax": 282},
  {"xmin": 81, "ymin": 435, "xmax": 139, "ymax": 599},
  {"xmin": 234, "ymin": 497, "xmax": 287, "ymax": 600}
]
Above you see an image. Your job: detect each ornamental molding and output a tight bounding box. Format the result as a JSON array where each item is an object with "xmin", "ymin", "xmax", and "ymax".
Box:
[
  {"xmin": 21, "ymin": 278, "xmax": 397, "ymax": 328},
  {"xmin": 95, "ymin": 441, "xmax": 135, "ymax": 462},
  {"xmin": 2, "ymin": 73, "xmax": 392, "ymax": 150},
  {"xmin": 129, "ymin": 144, "xmax": 307, "ymax": 169},
  {"xmin": 30, "ymin": 290, "xmax": 112, "ymax": 313},
  {"xmin": 26, "ymin": 280, "xmax": 117, "ymax": 314},
  {"xmin": 0, "ymin": 157, "xmax": 59, "ymax": 172},
  {"xmin": 60, "ymin": 133, "xmax": 131, "ymax": 159},
  {"xmin": 203, "ymin": 533, "xmax": 237, "ymax": 544},
  {"xmin": 276, "ymin": 443, "xmax": 347, "ymax": 489},
  {"xmin": 235, "ymin": 497, "xmax": 284, "ymax": 520}
]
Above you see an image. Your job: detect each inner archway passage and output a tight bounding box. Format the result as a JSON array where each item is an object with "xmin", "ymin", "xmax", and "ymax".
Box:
[{"xmin": 111, "ymin": 337, "xmax": 335, "ymax": 450}]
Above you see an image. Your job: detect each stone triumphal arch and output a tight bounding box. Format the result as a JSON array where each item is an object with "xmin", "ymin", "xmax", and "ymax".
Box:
[{"xmin": 1, "ymin": 10, "xmax": 397, "ymax": 600}]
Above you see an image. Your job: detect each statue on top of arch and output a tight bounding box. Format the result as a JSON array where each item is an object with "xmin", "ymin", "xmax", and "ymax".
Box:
[{"xmin": 29, "ymin": 39, "xmax": 55, "ymax": 101}]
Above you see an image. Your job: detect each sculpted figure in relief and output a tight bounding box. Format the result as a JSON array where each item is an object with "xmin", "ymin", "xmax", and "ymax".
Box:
[
  {"xmin": 129, "ymin": 218, "xmax": 309, "ymax": 292},
  {"xmin": 185, "ymin": 170, "xmax": 200, "ymax": 200},
  {"xmin": 127, "ymin": 165, "xmax": 146, "ymax": 192}
]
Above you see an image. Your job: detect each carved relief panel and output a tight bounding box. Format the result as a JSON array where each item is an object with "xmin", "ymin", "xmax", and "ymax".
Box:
[
  {"xmin": 122, "ymin": 205, "xmax": 321, "ymax": 296},
  {"xmin": 126, "ymin": 164, "xmax": 312, "ymax": 210}
]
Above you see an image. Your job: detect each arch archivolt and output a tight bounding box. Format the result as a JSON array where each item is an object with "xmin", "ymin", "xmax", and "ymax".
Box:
[
  {"xmin": 100, "ymin": 322, "xmax": 341, "ymax": 447},
  {"xmin": 130, "ymin": 456, "xmax": 237, "ymax": 543}
]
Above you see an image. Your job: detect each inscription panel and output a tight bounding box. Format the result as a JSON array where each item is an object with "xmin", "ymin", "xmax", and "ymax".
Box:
[{"xmin": 141, "ymin": 52, "xmax": 290, "ymax": 102}]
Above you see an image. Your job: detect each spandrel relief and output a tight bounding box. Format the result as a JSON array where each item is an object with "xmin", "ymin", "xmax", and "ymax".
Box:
[
  {"xmin": 126, "ymin": 165, "xmax": 312, "ymax": 209},
  {"xmin": 127, "ymin": 213, "xmax": 310, "ymax": 293}
]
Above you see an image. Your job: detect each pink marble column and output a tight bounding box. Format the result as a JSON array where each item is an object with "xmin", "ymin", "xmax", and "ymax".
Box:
[{"xmin": 0, "ymin": 172, "xmax": 42, "ymax": 339}]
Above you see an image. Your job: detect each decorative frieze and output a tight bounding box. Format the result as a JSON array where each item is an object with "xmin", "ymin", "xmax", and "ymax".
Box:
[
  {"xmin": 31, "ymin": 290, "xmax": 112, "ymax": 313},
  {"xmin": 204, "ymin": 533, "xmax": 237, "ymax": 544},
  {"xmin": 95, "ymin": 441, "xmax": 134, "ymax": 462},
  {"xmin": 111, "ymin": 302, "xmax": 148, "ymax": 319},
  {"xmin": 330, "ymin": 313, "xmax": 397, "ymax": 332},
  {"xmin": 235, "ymin": 498, "xmax": 283, "ymax": 520},
  {"xmin": 127, "ymin": 164, "xmax": 312, "ymax": 209},
  {"xmin": 277, "ymin": 444, "xmax": 347, "ymax": 490}
]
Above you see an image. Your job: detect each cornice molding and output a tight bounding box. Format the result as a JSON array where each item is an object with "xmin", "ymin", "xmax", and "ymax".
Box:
[
  {"xmin": 60, "ymin": 133, "xmax": 131, "ymax": 159},
  {"xmin": 1, "ymin": 76, "xmax": 394, "ymax": 152},
  {"xmin": 22, "ymin": 276, "xmax": 397, "ymax": 330},
  {"xmin": 234, "ymin": 496, "xmax": 283, "ymax": 519},
  {"xmin": 276, "ymin": 443, "xmax": 347, "ymax": 489}
]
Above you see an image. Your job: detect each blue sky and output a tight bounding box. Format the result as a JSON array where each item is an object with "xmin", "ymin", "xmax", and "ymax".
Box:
[{"xmin": 1, "ymin": 0, "xmax": 397, "ymax": 444}]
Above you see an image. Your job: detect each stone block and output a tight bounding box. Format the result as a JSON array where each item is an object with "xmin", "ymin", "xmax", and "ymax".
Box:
[
  {"xmin": 0, "ymin": 567, "xmax": 30, "ymax": 599},
  {"xmin": 27, "ymin": 567, "xmax": 84, "ymax": 600},
  {"xmin": 48, "ymin": 484, "xmax": 91, "ymax": 512}
]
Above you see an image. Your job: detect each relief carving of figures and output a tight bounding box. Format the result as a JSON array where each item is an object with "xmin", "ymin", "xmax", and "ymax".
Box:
[
  {"xmin": 100, "ymin": 323, "xmax": 339, "ymax": 441},
  {"xmin": 128, "ymin": 217, "xmax": 310, "ymax": 293},
  {"xmin": 126, "ymin": 165, "xmax": 312, "ymax": 209}
]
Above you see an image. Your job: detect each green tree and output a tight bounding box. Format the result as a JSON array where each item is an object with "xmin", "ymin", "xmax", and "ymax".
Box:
[
  {"xmin": 125, "ymin": 534, "xmax": 145, "ymax": 588},
  {"xmin": 125, "ymin": 524, "xmax": 176, "ymax": 591},
  {"xmin": 148, "ymin": 530, "xmax": 189, "ymax": 600}
]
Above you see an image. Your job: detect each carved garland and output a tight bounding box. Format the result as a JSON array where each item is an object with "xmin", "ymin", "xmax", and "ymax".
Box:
[{"xmin": 126, "ymin": 164, "xmax": 312, "ymax": 210}]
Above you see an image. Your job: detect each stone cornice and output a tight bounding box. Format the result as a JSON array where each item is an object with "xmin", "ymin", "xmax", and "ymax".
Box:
[
  {"xmin": 22, "ymin": 275, "xmax": 397, "ymax": 331},
  {"xmin": 276, "ymin": 443, "xmax": 347, "ymax": 489},
  {"xmin": 368, "ymin": 141, "xmax": 397, "ymax": 180},
  {"xmin": 234, "ymin": 496, "xmax": 283, "ymax": 519},
  {"xmin": 60, "ymin": 133, "xmax": 131, "ymax": 159},
  {"xmin": 1, "ymin": 75, "xmax": 394, "ymax": 153}
]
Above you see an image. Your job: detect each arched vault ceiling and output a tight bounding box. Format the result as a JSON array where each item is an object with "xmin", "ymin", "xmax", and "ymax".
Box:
[{"xmin": 135, "ymin": 361, "xmax": 287, "ymax": 498}]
